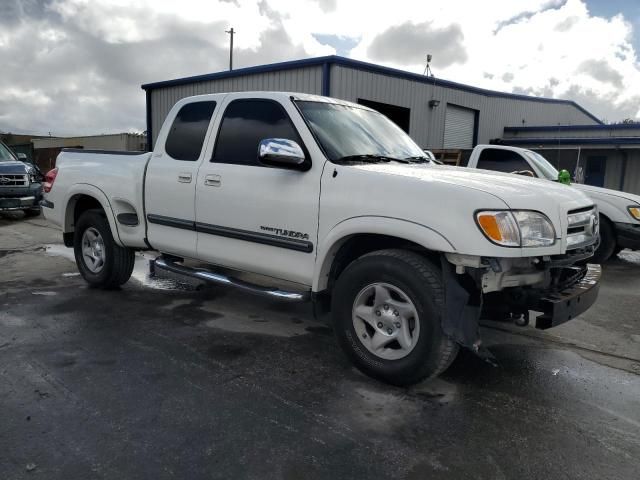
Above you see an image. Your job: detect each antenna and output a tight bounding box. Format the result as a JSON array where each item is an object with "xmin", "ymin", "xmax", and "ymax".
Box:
[
  {"xmin": 423, "ymin": 53, "xmax": 433, "ymax": 76},
  {"xmin": 225, "ymin": 27, "xmax": 235, "ymax": 70}
]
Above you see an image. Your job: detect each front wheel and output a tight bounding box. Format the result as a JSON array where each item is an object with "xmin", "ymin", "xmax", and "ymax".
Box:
[
  {"xmin": 73, "ymin": 210, "xmax": 135, "ymax": 289},
  {"xmin": 331, "ymin": 249, "xmax": 458, "ymax": 386}
]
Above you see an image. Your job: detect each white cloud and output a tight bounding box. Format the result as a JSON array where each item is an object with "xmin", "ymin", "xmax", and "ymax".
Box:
[{"xmin": 1, "ymin": 0, "xmax": 639, "ymax": 136}]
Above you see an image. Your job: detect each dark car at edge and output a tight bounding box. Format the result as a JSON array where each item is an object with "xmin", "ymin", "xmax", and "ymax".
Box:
[{"xmin": 0, "ymin": 139, "xmax": 43, "ymax": 217}]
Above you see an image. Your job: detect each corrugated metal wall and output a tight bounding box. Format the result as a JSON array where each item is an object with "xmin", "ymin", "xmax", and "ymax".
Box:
[
  {"xmin": 328, "ymin": 65, "xmax": 598, "ymax": 148},
  {"xmin": 32, "ymin": 134, "xmax": 141, "ymax": 151},
  {"xmin": 623, "ymin": 151, "xmax": 640, "ymax": 195},
  {"xmin": 149, "ymin": 67, "xmax": 323, "ymax": 146},
  {"xmin": 148, "ymin": 63, "xmax": 599, "ymax": 150}
]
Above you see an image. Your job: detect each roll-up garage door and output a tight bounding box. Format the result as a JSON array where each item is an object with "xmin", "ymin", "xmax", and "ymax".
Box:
[{"xmin": 443, "ymin": 105, "xmax": 476, "ymax": 149}]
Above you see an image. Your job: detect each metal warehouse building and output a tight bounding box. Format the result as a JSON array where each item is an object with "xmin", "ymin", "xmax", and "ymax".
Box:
[{"xmin": 142, "ymin": 55, "xmax": 601, "ymax": 152}]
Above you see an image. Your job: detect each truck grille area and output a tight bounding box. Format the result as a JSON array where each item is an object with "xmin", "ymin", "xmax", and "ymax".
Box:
[
  {"xmin": 566, "ymin": 206, "xmax": 598, "ymax": 250},
  {"xmin": 0, "ymin": 174, "xmax": 28, "ymax": 187}
]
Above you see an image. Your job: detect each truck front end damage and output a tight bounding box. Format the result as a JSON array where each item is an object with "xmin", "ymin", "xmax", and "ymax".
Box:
[{"xmin": 440, "ymin": 206, "xmax": 601, "ymax": 358}]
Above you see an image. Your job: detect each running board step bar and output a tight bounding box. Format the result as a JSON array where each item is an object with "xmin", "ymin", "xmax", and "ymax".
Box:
[{"xmin": 152, "ymin": 256, "xmax": 310, "ymax": 303}]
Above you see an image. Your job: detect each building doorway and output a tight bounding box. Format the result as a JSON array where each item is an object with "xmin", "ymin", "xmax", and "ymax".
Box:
[
  {"xmin": 357, "ymin": 98, "xmax": 411, "ymax": 133},
  {"xmin": 443, "ymin": 104, "xmax": 477, "ymax": 149},
  {"xmin": 585, "ymin": 156, "xmax": 606, "ymax": 187}
]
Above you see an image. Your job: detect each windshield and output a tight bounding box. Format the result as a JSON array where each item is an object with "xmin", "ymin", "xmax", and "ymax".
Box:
[
  {"xmin": 0, "ymin": 142, "xmax": 17, "ymax": 162},
  {"xmin": 524, "ymin": 151, "xmax": 559, "ymax": 180},
  {"xmin": 295, "ymin": 101, "xmax": 427, "ymax": 162}
]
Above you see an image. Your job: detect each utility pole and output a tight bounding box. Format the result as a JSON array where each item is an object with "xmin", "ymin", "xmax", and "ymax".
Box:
[{"xmin": 226, "ymin": 27, "xmax": 235, "ymax": 70}]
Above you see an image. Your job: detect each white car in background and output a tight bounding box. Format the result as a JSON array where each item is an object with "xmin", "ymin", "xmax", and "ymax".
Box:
[{"xmin": 465, "ymin": 144, "xmax": 640, "ymax": 263}]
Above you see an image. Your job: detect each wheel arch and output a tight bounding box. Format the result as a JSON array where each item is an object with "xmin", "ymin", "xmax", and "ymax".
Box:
[
  {"xmin": 313, "ymin": 216, "xmax": 455, "ymax": 292},
  {"xmin": 599, "ymin": 212, "xmax": 617, "ymax": 243},
  {"xmin": 63, "ymin": 185, "xmax": 123, "ymax": 246},
  {"xmin": 593, "ymin": 195, "xmax": 629, "ymax": 224}
]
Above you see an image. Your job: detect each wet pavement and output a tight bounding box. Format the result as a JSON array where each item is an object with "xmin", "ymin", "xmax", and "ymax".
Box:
[{"xmin": 1, "ymin": 213, "xmax": 640, "ymax": 479}]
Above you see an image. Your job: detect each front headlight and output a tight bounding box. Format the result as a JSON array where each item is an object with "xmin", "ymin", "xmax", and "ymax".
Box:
[
  {"xmin": 476, "ymin": 210, "xmax": 556, "ymax": 247},
  {"xmin": 628, "ymin": 206, "xmax": 640, "ymax": 221}
]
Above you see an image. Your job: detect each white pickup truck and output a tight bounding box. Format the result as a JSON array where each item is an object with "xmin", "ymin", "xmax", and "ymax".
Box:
[
  {"xmin": 43, "ymin": 92, "xmax": 601, "ymax": 385},
  {"xmin": 464, "ymin": 144, "xmax": 640, "ymax": 262}
]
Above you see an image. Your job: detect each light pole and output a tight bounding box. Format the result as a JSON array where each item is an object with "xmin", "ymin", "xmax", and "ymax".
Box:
[{"xmin": 226, "ymin": 27, "xmax": 235, "ymax": 70}]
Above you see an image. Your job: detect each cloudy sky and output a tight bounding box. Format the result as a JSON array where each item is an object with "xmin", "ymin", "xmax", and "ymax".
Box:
[{"xmin": 1, "ymin": 0, "xmax": 639, "ymax": 136}]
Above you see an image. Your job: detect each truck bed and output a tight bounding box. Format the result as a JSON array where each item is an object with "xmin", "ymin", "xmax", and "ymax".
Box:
[{"xmin": 43, "ymin": 148, "xmax": 152, "ymax": 248}]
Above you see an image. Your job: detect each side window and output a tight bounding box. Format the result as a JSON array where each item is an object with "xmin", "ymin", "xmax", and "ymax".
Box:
[
  {"xmin": 165, "ymin": 101, "xmax": 217, "ymax": 161},
  {"xmin": 476, "ymin": 148, "xmax": 535, "ymax": 175},
  {"xmin": 212, "ymin": 99, "xmax": 302, "ymax": 166}
]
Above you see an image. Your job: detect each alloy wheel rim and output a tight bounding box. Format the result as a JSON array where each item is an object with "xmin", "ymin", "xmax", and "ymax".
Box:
[
  {"xmin": 352, "ymin": 282, "xmax": 421, "ymax": 360},
  {"xmin": 81, "ymin": 227, "xmax": 105, "ymax": 273}
]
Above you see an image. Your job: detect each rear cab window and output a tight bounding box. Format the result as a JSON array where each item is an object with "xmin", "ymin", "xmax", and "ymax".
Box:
[{"xmin": 165, "ymin": 101, "xmax": 217, "ymax": 161}]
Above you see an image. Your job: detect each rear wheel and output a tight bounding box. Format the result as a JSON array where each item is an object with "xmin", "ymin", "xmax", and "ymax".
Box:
[
  {"xmin": 592, "ymin": 215, "xmax": 616, "ymax": 263},
  {"xmin": 331, "ymin": 249, "xmax": 458, "ymax": 386},
  {"xmin": 74, "ymin": 210, "xmax": 135, "ymax": 288}
]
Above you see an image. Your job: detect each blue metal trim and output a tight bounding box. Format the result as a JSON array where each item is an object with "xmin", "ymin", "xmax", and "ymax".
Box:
[
  {"xmin": 321, "ymin": 62, "xmax": 330, "ymax": 96},
  {"xmin": 505, "ymin": 123, "xmax": 640, "ymax": 132},
  {"xmin": 145, "ymin": 89, "xmax": 153, "ymax": 151},
  {"xmin": 141, "ymin": 56, "xmax": 336, "ymax": 90},
  {"xmin": 140, "ymin": 55, "xmax": 601, "ymax": 124},
  {"xmin": 501, "ymin": 137, "xmax": 640, "ymax": 146}
]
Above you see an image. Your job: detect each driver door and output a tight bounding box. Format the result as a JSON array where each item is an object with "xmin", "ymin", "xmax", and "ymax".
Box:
[{"xmin": 194, "ymin": 96, "xmax": 321, "ymax": 286}]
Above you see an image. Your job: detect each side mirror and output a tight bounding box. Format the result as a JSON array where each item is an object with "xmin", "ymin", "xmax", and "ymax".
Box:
[
  {"xmin": 558, "ymin": 169, "xmax": 571, "ymax": 185},
  {"xmin": 17, "ymin": 153, "xmax": 28, "ymax": 161},
  {"xmin": 258, "ymin": 138, "xmax": 306, "ymax": 168}
]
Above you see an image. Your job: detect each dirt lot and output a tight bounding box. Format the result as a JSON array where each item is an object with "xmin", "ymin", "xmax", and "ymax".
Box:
[{"xmin": 1, "ymin": 212, "xmax": 639, "ymax": 479}]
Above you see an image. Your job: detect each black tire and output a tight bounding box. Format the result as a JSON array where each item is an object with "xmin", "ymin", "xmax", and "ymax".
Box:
[
  {"xmin": 24, "ymin": 208, "xmax": 40, "ymax": 217},
  {"xmin": 331, "ymin": 249, "xmax": 459, "ymax": 386},
  {"xmin": 74, "ymin": 209, "xmax": 135, "ymax": 289},
  {"xmin": 592, "ymin": 215, "xmax": 616, "ymax": 263}
]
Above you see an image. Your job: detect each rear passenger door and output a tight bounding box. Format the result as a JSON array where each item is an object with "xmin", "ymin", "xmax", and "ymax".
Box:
[
  {"xmin": 194, "ymin": 96, "xmax": 321, "ymax": 286},
  {"xmin": 145, "ymin": 100, "xmax": 218, "ymax": 258}
]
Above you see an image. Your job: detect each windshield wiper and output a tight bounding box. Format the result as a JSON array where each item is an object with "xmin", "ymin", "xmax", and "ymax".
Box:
[
  {"xmin": 334, "ymin": 154, "xmax": 411, "ymax": 164},
  {"xmin": 403, "ymin": 156, "xmax": 430, "ymax": 163}
]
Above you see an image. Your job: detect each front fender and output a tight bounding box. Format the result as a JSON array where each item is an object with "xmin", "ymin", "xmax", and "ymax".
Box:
[
  {"xmin": 593, "ymin": 195, "xmax": 632, "ymax": 224},
  {"xmin": 63, "ymin": 183, "xmax": 123, "ymax": 247},
  {"xmin": 312, "ymin": 216, "xmax": 455, "ymax": 291}
]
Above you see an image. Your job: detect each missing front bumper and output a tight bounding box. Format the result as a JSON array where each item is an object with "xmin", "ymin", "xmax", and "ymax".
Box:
[{"xmin": 534, "ymin": 264, "xmax": 601, "ymax": 329}]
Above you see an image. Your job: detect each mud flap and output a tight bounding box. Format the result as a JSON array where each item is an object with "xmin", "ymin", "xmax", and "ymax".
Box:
[{"xmin": 440, "ymin": 258, "xmax": 496, "ymax": 365}]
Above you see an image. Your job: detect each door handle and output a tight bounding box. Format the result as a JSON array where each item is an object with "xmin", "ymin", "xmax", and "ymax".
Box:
[
  {"xmin": 178, "ymin": 173, "xmax": 192, "ymax": 183},
  {"xmin": 204, "ymin": 174, "xmax": 221, "ymax": 187}
]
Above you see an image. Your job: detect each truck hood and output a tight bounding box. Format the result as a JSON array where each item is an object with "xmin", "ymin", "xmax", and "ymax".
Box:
[
  {"xmin": 355, "ymin": 163, "xmax": 593, "ymax": 211},
  {"xmin": 572, "ymin": 182, "xmax": 640, "ymax": 206},
  {"xmin": 0, "ymin": 161, "xmax": 30, "ymax": 174}
]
